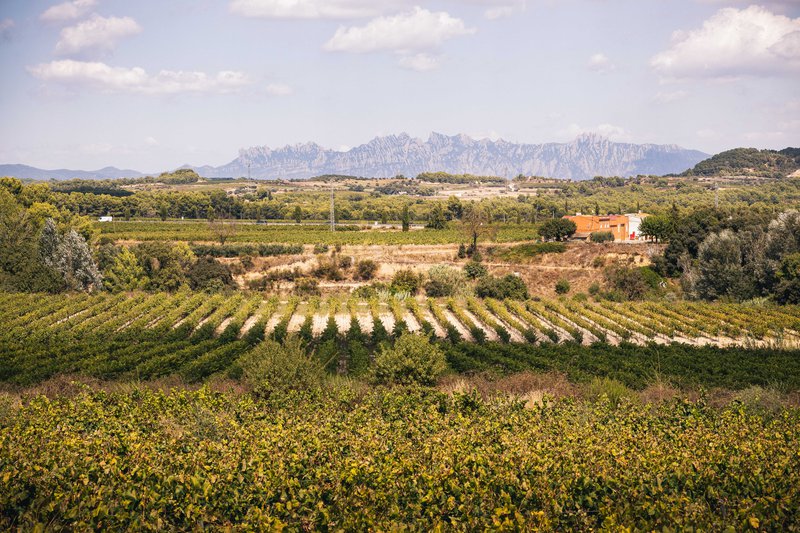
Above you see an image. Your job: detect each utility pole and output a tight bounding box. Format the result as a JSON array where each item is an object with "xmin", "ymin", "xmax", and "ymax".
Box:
[{"xmin": 329, "ymin": 184, "xmax": 335, "ymax": 232}]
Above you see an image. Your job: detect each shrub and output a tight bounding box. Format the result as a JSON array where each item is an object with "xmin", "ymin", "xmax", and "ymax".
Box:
[
  {"xmin": 390, "ymin": 269, "xmax": 422, "ymax": 295},
  {"xmin": 239, "ymin": 337, "xmax": 325, "ymax": 399},
  {"xmin": 555, "ymin": 279, "xmax": 571, "ymax": 294},
  {"xmin": 312, "ymin": 257, "xmax": 343, "ymax": 281},
  {"xmin": 338, "ymin": 256, "xmax": 353, "ymax": 269},
  {"xmin": 588, "ymin": 282, "xmax": 600, "ymax": 296},
  {"xmin": 294, "ymin": 277, "xmax": 320, "ymax": 296},
  {"xmin": 355, "ymin": 260, "xmax": 378, "ymax": 280},
  {"xmin": 475, "ymin": 275, "xmax": 529, "ymax": 300},
  {"xmin": 425, "ymin": 265, "xmax": 469, "ymax": 297},
  {"xmin": 590, "ymin": 231, "xmax": 614, "ymax": 243},
  {"xmin": 457, "ymin": 243, "xmax": 467, "ymax": 259},
  {"xmin": 584, "ymin": 377, "xmax": 638, "ymax": 407},
  {"xmin": 187, "ymin": 257, "xmax": 235, "ymax": 292},
  {"xmin": 313, "ymin": 244, "xmax": 329, "ymax": 254},
  {"xmin": 372, "ymin": 332, "xmax": 448, "ymax": 385},
  {"xmin": 604, "ymin": 266, "xmax": 657, "ymax": 300},
  {"xmin": 464, "ymin": 260, "xmax": 488, "ymax": 279}
]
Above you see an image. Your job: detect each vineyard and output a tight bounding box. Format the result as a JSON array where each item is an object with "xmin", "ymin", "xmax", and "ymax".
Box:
[
  {"xmin": 98, "ymin": 220, "xmax": 538, "ymax": 245},
  {"xmin": 2, "ymin": 386, "xmax": 798, "ymax": 530},
  {"xmin": 2, "ymin": 291, "xmax": 800, "ymax": 388}
]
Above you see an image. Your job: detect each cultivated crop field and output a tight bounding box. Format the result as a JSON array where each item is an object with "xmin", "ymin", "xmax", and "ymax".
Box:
[
  {"xmin": 98, "ymin": 220, "xmax": 538, "ymax": 245},
  {"xmin": 3, "ymin": 291, "xmax": 800, "ymax": 389},
  {"xmin": 2, "ymin": 386, "xmax": 799, "ymax": 530}
]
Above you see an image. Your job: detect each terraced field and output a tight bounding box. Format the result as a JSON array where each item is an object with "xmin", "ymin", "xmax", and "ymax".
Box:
[{"xmin": 3, "ymin": 291, "xmax": 800, "ymax": 386}]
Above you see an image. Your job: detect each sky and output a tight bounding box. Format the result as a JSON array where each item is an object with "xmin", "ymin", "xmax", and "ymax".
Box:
[{"xmin": 0, "ymin": 0, "xmax": 798, "ymax": 172}]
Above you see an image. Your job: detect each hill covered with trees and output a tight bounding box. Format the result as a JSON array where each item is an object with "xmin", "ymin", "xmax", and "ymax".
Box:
[{"xmin": 682, "ymin": 147, "xmax": 800, "ymax": 178}]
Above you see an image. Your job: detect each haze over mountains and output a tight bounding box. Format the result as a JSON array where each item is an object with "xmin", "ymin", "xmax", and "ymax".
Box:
[{"xmin": 1, "ymin": 133, "xmax": 709, "ymax": 181}]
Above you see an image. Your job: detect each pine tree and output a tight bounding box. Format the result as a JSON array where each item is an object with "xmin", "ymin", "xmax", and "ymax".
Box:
[{"xmin": 103, "ymin": 248, "xmax": 146, "ymax": 292}]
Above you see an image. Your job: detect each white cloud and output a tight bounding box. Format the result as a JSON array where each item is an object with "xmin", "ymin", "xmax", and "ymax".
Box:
[
  {"xmin": 324, "ymin": 7, "xmax": 475, "ymax": 54},
  {"xmin": 265, "ymin": 82, "xmax": 292, "ymax": 96},
  {"xmin": 56, "ymin": 14, "xmax": 142, "ymax": 55},
  {"xmin": 144, "ymin": 136, "xmax": 159, "ymax": 146},
  {"xmin": 587, "ymin": 53, "xmax": 614, "ymax": 73},
  {"xmin": 40, "ymin": 0, "xmax": 97, "ymax": 23},
  {"xmin": 27, "ymin": 60, "xmax": 249, "ymax": 95},
  {"xmin": 398, "ymin": 53, "xmax": 441, "ymax": 71},
  {"xmin": 229, "ymin": 0, "xmax": 395, "ymax": 19},
  {"xmin": 653, "ymin": 90, "xmax": 689, "ymax": 103},
  {"xmin": 651, "ymin": 6, "xmax": 800, "ymax": 79}
]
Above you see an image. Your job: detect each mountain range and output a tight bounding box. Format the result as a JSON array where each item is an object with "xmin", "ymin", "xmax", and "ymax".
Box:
[
  {"xmin": 189, "ymin": 133, "xmax": 709, "ymax": 181},
  {"xmin": 0, "ymin": 164, "xmax": 146, "ymax": 181},
  {"xmin": 1, "ymin": 133, "xmax": 709, "ymax": 181}
]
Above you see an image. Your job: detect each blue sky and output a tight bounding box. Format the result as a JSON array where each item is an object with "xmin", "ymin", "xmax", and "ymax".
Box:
[{"xmin": 0, "ymin": 0, "xmax": 798, "ymax": 171}]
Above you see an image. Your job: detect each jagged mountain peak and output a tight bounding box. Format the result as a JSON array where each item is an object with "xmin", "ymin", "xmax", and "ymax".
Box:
[{"xmin": 194, "ymin": 132, "xmax": 708, "ymax": 180}]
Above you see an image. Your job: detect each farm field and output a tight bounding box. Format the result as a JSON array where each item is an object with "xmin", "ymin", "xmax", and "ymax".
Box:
[
  {"xmin": 2, "ymin": 291, "xmax": 800, "ymax": 390},
  {"xmin": 98, "ymin": 220, "xmax": 539, "ymax": 245},
  {"xmin": 2, "ymin": 386, "xmax": 799, "ymax": 530}
]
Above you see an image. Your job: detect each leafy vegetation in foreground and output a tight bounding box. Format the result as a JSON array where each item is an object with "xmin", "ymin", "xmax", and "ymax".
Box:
[{"xmin": 1, "ymin": 386, "xmax": 798, "ymax": 530}]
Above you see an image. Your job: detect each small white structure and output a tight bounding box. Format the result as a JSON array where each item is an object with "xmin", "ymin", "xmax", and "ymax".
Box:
[
  {"xmin": 625, "ymin": 213, "xmax": 646, "ymax": 240},
  {"xmin": 98, "ymin": 216, "xmax": 113, "ymax": 222}
]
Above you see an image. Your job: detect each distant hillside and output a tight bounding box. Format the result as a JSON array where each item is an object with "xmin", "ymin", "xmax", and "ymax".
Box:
[
  {"xmin": 682, "ymin": 147, "xmax": 800, "ymax": 179},
  {"xmin": 197, "ymin": 132, "xmax": 709, "ymax": 181},
  {"xmin": 0, "ymin": 164, "xmax": 145, "ymax": 181}
]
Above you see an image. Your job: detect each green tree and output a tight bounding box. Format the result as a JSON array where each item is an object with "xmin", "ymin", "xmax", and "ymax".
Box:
[
  {"xmin": 372, "ymin": 332, "xmax": 447, "ymax": 385},
  {"xmin": 401, "ymin": 205, "xmax": 410, "ymax": 232},
  {"xmin": 426, "ymin": 203, "xmax": 447, "ymax": 229},
  {"xmin": 293, "ymin": 206, "xmax": 302, "ymax": 224},
  {"xmin": 540, "ymin": 218, "xmax": 577, "ymax": 241},
  {"xmin": 639, "ymin": 215, "xmax": 673, "ymax": 243},
  {"xmin": 103, "ymin": 248, "xmax": 147, "ymax": 292}
]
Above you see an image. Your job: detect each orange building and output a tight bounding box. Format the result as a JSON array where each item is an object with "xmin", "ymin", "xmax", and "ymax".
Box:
[{"xmin": 564, "ymin": 214, "xmax": 631, "ymax": 241}]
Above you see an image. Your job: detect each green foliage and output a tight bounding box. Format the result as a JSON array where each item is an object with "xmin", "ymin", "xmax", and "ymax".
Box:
[
  {"xmin": 39, "ymin": 219, "xmax": 103, "ymax": 292},
  {"xmin": 372, "ymin": 332, "xmax": 447, "ymax": 385},
  {"xmin": 355, "ymin": 259, "xmax": 378, "ymax": 280},
  {"xmin": 103, "ymin": 248, "xmax": 146, "ymax": 292},
  {"xmin": 1, "ymin": 386, "xmax": 799, "ymax": 530},
  {"xmin": 639, "ymin": 214, "xmax": 673, "ymax": 243},
  {"xmin": 540, "ymin": 218, "xmax": 577, "ymax": 241},
  {"xmin": 555, "ymin": 279, "xmax": 571, "ymax": 295},
  {"xmin": 415, "ymin": 171, "xmax": 506, "ymax": 184},
  {"xmin": 425, "ymin": 203, "xmax": 448, "ymax": 229},
  {"xmin": 390, "ymin": 269, "xmax": 422, "ymax": 295},
  {"xmin": 424, "ymin": 265, "xmax": 469, "ymax": 297},
  {"xmin": 475, "ymin": 274, "xmax": 529, "ymax": 300},
  {"xmin": 685, "ymin": 230, "xmax": 756, "ymax": 301},
  {"xmin": 683, "ymin": 147, "xmax": 800, "ymax": 178},
  {"xmin": 589, "ymin": 231, "xmax": 614, "ymax": 243},
  {"xmin": 293, "ymin": 277, "xmax": 320, "ymax": 296},
  {"xmin": 239, "ymin": 337, "xmax": 325, "ymax": 399},
  {"xmin": 604, "ymin": 265, "xmax": 660, "ymax": 300},
  {"xmin": 585, "ymin": 377, "xmax": 638, "ymax": 406},
  {"xmin": 186, "ymin": 257, "xmax": 235, "ymax": 292},
  {"xmin": 464, "ymin": 260, "xmax": 488, "ymax": 279}
]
